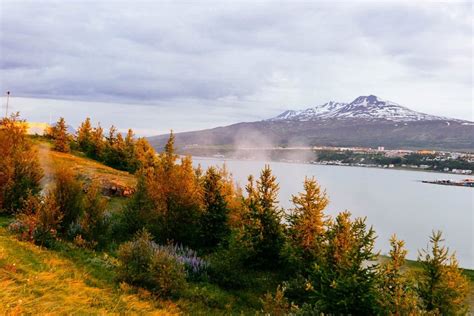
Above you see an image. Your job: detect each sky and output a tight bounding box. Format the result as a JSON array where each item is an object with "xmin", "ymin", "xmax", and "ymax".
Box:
[{"xmin": 0, "ymin": 0, "xmax": 472, "ymax": 135}]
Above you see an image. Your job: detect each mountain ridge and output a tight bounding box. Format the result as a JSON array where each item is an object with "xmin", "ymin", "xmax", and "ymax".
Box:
[
  {"xmin": 268, "ymin": 95, "xmax": 461, "ymax": 123},
  {"xmin": 148, "ymin": 95, "xmax": 474, "ymax": 151}
]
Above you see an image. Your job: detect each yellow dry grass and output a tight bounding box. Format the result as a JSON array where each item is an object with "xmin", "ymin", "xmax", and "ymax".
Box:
[
  {"xmin": 35, "ymin": 141, "xmax": 136, "ymax": 191},
  {"xmin": 0, "ymin": 225, "xmax": 179, "ymax": 314}
]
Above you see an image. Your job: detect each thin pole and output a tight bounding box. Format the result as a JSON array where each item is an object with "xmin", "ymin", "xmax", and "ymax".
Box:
[{"xmin": 5, "ymin": 91, "xmax": 10, "ymax": 117}]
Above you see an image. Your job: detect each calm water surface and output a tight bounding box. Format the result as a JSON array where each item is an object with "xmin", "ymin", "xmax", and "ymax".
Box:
[{"xmin": 193, "ymin": 157, "xmax": 474, "ymax": 268}]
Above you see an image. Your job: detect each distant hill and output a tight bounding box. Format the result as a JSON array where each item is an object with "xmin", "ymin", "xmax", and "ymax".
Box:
[{"xmin": 148, "ymin": 95, "xmax": 474, "ymax": 151}]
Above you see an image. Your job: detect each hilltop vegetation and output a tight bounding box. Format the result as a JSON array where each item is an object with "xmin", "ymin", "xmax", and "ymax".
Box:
[{"xmin": 0, "ymin": 114, "xmax": 472, "ymax": 314}]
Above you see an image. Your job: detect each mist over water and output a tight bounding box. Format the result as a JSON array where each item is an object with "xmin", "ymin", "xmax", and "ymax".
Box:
[{"xmin": 194, "ymin": 157, "xmax": 474, "ymax": 269}]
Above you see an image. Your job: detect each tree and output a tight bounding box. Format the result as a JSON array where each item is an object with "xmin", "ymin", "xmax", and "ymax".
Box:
[
  {"xmin": 103, "ymin": 126, "xmax": 127, "ymax": 170},
  {"xmin": 116, "ymin": 173, "xmax": 155, "ymax": 241},
  {"xmin": 0, "ymin": 113, "xmax": 43, "ymax": 213},
  {"xmin": 378, "ymin": 235, "xmax": 419, "ymax": 315},
  {"xmin": 161, "ymin": 130, "xmax": 178, "ymax": 171},
  {"xmin": 307, "ymin": 211, "xmax": 380, "ymax": 314},
  {"xmin": 124, "ymin": 128, "xmax": 136, "ymax": 171},
  {"xmin": 241, "ymin": 165, "xmax": 285, "ymax": 268},
  {"xmin": 134, "ymin": 137, "xmax": 157, "ymax": 171},
  {"xmin": 200, "ymin": 167, "xmax": 231, "ymax": 250},
  {"xmin": 76, "ymin": 117, "xmax": 93, "ymax": 153},
  {"xmin": 287, "ymin": 177, "xmax": 328, "ymax": 259},
  {"xmin": 89, "ymin": 123, "xmax": 105, "ymax": 160},
  {"xmin": 417, "ymin": 231, "xmax": 470, "ymax": 315},
  {"xmin": 52, "ymin": 117, "xmax": 70, "ymax": 152}
]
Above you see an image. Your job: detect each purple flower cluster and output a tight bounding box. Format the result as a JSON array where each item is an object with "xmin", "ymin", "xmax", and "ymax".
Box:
[{"xmin": 152, "ymin": 243, "xmax": 209, "ymax": 280}]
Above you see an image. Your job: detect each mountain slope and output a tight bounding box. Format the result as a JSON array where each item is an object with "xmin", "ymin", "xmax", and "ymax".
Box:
[{"xmin": 149, "ymin": 95, "xmax": 474, "ymax": 151}]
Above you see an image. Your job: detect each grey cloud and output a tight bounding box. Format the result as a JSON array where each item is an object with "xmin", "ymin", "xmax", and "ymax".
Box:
[{"xmin": 0, "ymin": 0, "xmax": 472, "ymax": 128}]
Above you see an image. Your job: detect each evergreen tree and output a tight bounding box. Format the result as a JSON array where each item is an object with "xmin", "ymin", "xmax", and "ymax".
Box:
[
  {"xmin": 124, "ymin": 129, "xmax": 137, "ymax": 172},
  {"xmin": 241, "ymin": 165, "xmax": 285, "ymax": 269},
  {"xmin": 52, "ymin": 117, "xmax": 70, "ymax": 152},
  {"xmin": 307, "ymin": 211, "xmax": 380, "ymax": 314},
  {"xmin": 200, "ymin": 167, "xmax": 231, "ymax": 250},
  {"xmin": 162, "ymin": 130, "xmax": 178, "ymax": 173},
  {"xmin": 0, "ymin": 113, "xmax": 43, "ymax": 213},
  {"xmin": 417, "ymin": 231, "xmax": 469, "ymax": 314},
  {"xmin": 103, "ymin": 126, "xmax": 127, "ymax": 170},
  {"xmin": 76, "ymin": 117, "xmax": 93, "ymax": 153},
  {"xmin": 117, "ymin": 173, "xmax": 155, "ymax": 240},
  {"xmin": 134, "ymin": 137, "xmax": 157, "ymax": 171},
  {"xmin": 287, "ymin": 177, "xmax": 328, "ymax": 259},
  {"xmin": 90, "ymin": 123, "xmax": 105, "ymax": 160},
  {"xmin": 378, "ymin": 235, "xmax": 419, "ymax": 315}
]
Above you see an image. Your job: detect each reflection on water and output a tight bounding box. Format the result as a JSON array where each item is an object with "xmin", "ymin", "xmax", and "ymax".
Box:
[{"xmin": 194, "ymin": 157, "xmax": 474, "ymax": 268}]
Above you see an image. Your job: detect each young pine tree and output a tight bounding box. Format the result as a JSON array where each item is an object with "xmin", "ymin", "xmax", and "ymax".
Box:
[
  {"xmin": 76, "ymin": 117, "xmax": 93, "ymax": 154},
  {"xmin": 287, "ymin": 177, "xmax": 328, "ymax": 259},
  {"xmin": 117, "ymin": 173, "xmax": 155, "ymax": 241},
  {"xmin": 89, "ymin": 123, "xmax": 105, "ymax": 160},
  {"xmin": 134, "ymin": 137, "xmax": 157, "ymax": 171},
  {"xmin": 378, "ymin": 235, "xmax": 419, "ymax": 315},
  {"xmin": 417, "ymin": 231, "xmax": 470, "ymax": 315},
  {"xmin": 307, "ymin": 211, "xmax": 380, "ymax": 314},
  {"xmin": 52, "ymin": 117, "xmax": 70, "ymax": 153},
  {"xmin": 241, "ymin": 165, "xmax": 285, "ymax": 269},
  {"xmin": 200, "ymin": 166, "xmax": 231, "ymax": 250}
]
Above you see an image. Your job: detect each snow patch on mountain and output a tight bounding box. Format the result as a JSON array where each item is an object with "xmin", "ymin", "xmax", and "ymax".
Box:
[{"xmin": 269, "ymin": 95, "xmax": 453, "ymax": 123}]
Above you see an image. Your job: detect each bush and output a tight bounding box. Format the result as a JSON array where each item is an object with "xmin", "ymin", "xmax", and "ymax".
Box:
[
  {"xmin": 117, "ymin": 230, "xmax": 187, "ymax": 297},
  {"xmin": 52, "ymin": 166, "xmax": 84, "ymax": 235},
  {"xmin": 207, "ymin": 238, "xmax": 254, "ymax": 289},
  {"xmin": 80, "ymin": 182, "xmax": 109, "ymax": 248},
  {"xmin": 0, "ymin": 114, "xmax": 43, "ymax": 214},
  {"xmin": 260, "ymin": 285, "xmax": 293, "ymax": 316},
  {"xmin": 9, "ymin": 193, "xmax": 62, "ymax": 247}
]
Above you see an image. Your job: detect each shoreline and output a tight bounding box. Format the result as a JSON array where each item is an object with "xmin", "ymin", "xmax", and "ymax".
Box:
[{"xmin": 190, "ymin": 155, "xmax": 473, "ymax": 178}]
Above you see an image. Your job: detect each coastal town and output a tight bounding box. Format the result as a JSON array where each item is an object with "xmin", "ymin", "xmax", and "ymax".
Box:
[{"xmin": 183, "ymin": 144, "xmax": 474, "ymax": 176}]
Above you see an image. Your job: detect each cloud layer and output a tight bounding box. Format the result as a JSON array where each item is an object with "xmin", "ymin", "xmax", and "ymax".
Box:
[{"xmin": 0, "ymin": 0, "xmax": 472, "ymax": 134}]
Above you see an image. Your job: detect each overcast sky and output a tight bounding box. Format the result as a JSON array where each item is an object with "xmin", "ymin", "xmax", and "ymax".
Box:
[{"xmin": 0, "ymin": 0, "xmax": 472, "ymax": 135}]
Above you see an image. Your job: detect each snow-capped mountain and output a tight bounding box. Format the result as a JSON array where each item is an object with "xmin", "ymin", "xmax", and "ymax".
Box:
[
  {"xmin": 149, "ymin": 94, "xmax": 474, "ymax": 151},
  {"xmin": 269, "ymin": 95, "xmax": 448, "ymax": 122}
]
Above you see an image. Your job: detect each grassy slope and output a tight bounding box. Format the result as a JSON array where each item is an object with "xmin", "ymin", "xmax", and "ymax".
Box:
[
  {"xmin": 1, "ymin": 140, "xmax": 267, "ymax": 314},
  {"xmin": 2, "ymin": 139, "xmax": 471, "ymax": 313},
  {"xmin": 0, "ymin": 215, "xmax": 274, "ymax": 314},
  {"xmin": 0, "ymin": 216, "xmax": 179, "ymax": 314},
  {"xmin": 33, "ymin": 139, "xmax": 136, "ymax": 191}
]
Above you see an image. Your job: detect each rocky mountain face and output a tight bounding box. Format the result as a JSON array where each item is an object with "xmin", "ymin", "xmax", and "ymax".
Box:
[{"xmin": 148, "ymin": 95, "xmax": 474, "ymax": 151}]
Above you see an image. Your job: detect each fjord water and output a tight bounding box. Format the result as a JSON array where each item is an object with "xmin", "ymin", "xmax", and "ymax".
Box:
[{"xmin": 194, "ymin": 158, "xmax": 474, "ymax": 268}]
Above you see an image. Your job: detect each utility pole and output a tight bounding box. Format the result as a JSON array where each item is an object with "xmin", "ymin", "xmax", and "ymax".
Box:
[{"xmin": 5, "ymin": 91, "xmax": 10, "ymax": 117}]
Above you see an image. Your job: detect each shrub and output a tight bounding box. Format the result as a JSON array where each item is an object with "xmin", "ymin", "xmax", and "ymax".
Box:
[
  {"xmin": 9, "ymin": 193, "xmax": 62, "ymax": 247},
  {"xmin": 207, "ymin": 235, "xmax": 254, "ymax": 289},
  {"xmin": 0, "ymin": 113, "xmax": 43, "ymax": 214},
  {"xmin": 80, "ymin": 182, "xmax": 109, "ymax": 248},
  {"xmin": 260, "ymin": 285, "xmax": 293, "ymax": 316},
  {"xmin": 52, "ymin": 166, "xmax": 84, "ymax": 235},
  {"xmin": 117, "ymin": 230, "xmax": 187, "ymax": 297}
]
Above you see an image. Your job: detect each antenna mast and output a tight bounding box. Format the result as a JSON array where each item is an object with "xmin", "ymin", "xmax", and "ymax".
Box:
[{"xmin": 5, "ymin": 91, "xmax": 10, "ymax": 117}]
